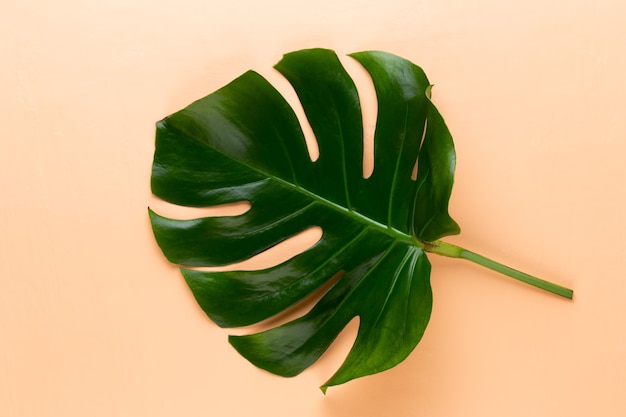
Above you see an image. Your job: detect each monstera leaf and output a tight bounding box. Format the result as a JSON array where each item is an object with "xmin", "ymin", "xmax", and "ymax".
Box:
[{"xmin": 149, "ymin": 48, "xmax": 572, "ymax": 392}]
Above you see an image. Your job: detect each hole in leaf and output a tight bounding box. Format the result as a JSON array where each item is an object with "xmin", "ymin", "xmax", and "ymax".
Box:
[
  {"xmin": 261, "ymin": 67, "xmax": 319, "ymax": 162},
  {"xmin": 310, "ymin": 316, "xmax": 360, "ymax": 378},
  {"xmin": 341, "ymin": 54, "xmax": 377, "ymax": 179},
  {"xmin": 189, "ymin": 226, "xmax": 324, "ymax": 273},
  {"xmin": 149, "ymin": 199, "xmax": 251, "ymax": 220},
  {"xmin": 412, "ymin": 118, "xmax": 428, "ymax": 180}
]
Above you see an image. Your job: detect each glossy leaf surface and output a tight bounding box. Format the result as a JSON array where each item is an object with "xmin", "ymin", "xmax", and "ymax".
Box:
[{"xmin": 150, "ymin": 48, "xmax": 461, "ymax": 390}]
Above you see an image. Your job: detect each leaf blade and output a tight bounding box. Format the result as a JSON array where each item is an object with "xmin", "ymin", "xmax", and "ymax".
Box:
[{"xmin": 149, "ymin": 48, "xmax": 460, "ymax": 388}]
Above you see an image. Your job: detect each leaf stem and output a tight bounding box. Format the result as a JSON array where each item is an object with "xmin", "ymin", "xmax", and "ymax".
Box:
[{"xmin": 423, "ymin": 240, "xmax": 573, "ymax": 300}]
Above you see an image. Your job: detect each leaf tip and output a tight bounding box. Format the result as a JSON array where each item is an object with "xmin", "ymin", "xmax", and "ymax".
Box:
[{"xmin": 147, "ymin": 207, "xmax": 159, "ymax": 221}]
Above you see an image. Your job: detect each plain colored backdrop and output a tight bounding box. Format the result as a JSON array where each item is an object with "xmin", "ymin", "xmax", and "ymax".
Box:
[{"xmin": 2, "ymin": 0, "xmax": 626, "ymax": 416}]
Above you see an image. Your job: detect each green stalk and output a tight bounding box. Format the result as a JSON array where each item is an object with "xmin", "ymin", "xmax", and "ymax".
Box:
[{"xmin": 423, "ymin": 240, "xmax": 573, "ymax": 300}]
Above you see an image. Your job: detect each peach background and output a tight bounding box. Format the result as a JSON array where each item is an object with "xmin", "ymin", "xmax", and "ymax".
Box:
[{"xmin": 2, "ymin": 0, "xmax": 626, "ymax": 416}]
